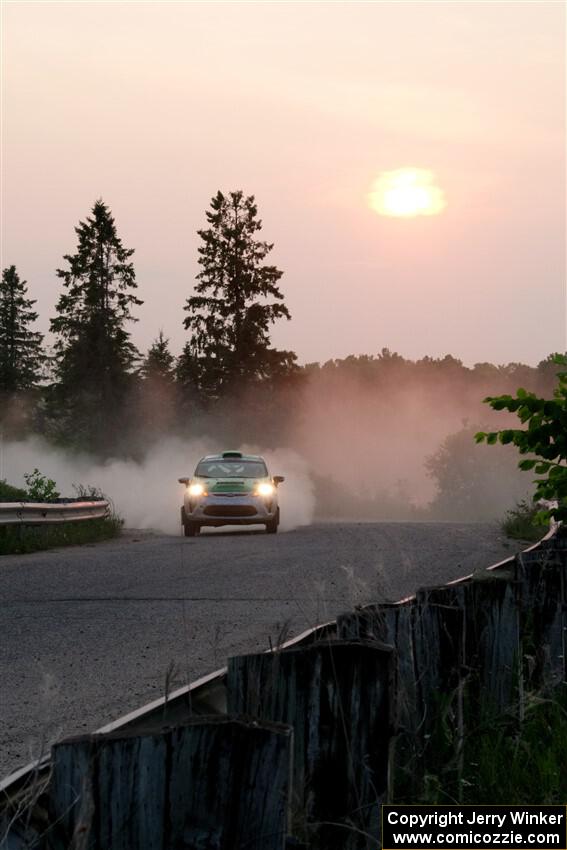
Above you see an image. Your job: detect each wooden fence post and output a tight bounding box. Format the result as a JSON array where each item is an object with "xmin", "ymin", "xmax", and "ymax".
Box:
[
  {"xmin": 48, "ymin": 716, "xmax": 292, "ymax": 850},
  {"xmin": 227, "ymin": 640, "xmax": 393, "ymax": 850}
]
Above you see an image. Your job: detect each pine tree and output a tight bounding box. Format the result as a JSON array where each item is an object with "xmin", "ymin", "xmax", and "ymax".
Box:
[
  {"xmin": 0, "ymin": 265, "xmax": 44, "ymax": 396},
  {"xmin": 141, "ymin": 331, "xmax": 175, "ymax": 383},
  {"xmin": 182, "ymin": 190, "xmax": 297, "ymax": 401},
  {"xmin": 49, "ymin": 200, "xmax": 142, "ymax": 451},
  {"xmin": 136, "ymin": 331, "xmax": 178, "ymax": 440}
]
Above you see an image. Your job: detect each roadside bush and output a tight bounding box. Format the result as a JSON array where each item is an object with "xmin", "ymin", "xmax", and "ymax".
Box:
[
  {"xmin": 23, "ymin": 468, "xmax": 60, "ymax": 501},
  {"xmin": 502, "ymin": 499, "xmax": 549, "ymax": 542},
  {"xmin": 0, "ymin": 479, "xmax": 27, "ymax": 501},
  {"xmin": 476, "ymin": 353, "xmax": 567, "ymax": 525}
]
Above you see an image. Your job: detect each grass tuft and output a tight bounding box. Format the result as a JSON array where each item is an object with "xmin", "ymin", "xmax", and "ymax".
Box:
[
  {"xmin": 463, "ymin": 691, "xmax": 567, "ymax": 804},
  {"xmin": 394, "ymin": 686, "xmax": 567, "ymax": 804}
]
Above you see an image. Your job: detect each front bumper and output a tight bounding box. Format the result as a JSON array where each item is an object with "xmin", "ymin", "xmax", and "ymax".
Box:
[{"xmin": 184, "ymin": 494, "xmax": 277, "ymax": 526}]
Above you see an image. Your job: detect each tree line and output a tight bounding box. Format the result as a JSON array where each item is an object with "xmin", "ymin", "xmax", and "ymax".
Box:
[
  {"xmin": 1, "ymin": 191, "xmax": 564, "ymax": 523},
  {"xmin": 1, "ymin": 192, "xmax": 299, "ymax": 454}
]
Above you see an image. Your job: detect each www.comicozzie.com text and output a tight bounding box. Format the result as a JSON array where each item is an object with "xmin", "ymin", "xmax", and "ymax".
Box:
[{"xmin": 389, "ymin": 831, "xmax": 560, "ymax": 845}]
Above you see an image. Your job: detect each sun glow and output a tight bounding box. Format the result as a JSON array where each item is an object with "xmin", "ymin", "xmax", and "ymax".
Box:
[{"xmin": 368, "ymin": 169, "xmax": 446, "ymax": 217}]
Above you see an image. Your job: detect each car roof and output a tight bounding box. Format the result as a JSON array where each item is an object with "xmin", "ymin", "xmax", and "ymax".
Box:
[{"xmin": 199, "ymin": 452, "xmax": 266, "ymax": 462}]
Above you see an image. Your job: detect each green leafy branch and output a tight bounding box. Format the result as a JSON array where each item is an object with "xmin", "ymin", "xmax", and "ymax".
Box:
[
  {"xmin": 475, "ymin": 354, "xmax": 567, "ymax": 524},
  {"xmin": 23, "ymin": 468, "xmax": 60, "ymax": 502}
]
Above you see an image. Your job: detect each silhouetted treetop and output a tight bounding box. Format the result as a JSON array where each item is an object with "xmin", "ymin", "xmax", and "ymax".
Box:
[
  {"xmin": 48, "ymin": 199, "xmax": 143, "ymax": 452},
  {"xmin": 0, "ymin": 265, "xmax": 44, "ymax": 395},
  {"xmin": 141, "ymin": 331, "xmax": 175, "ymax": 383},
  {"xmin": 182, "ymin": 190, "xmax": 296, "ymax": 400}
]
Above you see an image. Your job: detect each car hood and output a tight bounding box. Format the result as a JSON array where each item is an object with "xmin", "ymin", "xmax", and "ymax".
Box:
[{"xmin": 195, "ymin": 477, "xmax": 267, "ymax": 494}]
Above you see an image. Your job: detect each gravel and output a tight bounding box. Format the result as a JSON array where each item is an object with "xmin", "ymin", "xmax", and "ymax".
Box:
[{"xmin": 0, "ymin": 521, "xmax": 522, "ymax": 779}]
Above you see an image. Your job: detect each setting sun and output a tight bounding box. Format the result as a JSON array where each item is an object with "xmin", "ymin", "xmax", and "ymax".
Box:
[{"xmin": 368, "ymin": 168, "xmax": 446, "ymax": 217}]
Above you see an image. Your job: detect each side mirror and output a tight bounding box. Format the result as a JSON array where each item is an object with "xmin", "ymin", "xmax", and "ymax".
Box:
[
  {"xmin": 178, "ymin": 477, "xmax": 190, "ymax": 485},
  {"xmin": 273, "ymin": 475, "xmax": 285, "ymax": 485}
]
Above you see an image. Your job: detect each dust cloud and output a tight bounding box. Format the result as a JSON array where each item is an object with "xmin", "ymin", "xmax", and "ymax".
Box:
[
  {"xmin": 285, "ymin": 361, "xmax": 534, "ymax": 520},
  {"xmin": 1, "ymin": 356, "xmax": 546, "ymax": 530},
  {"xmin": 1, "ymin": 437, "xmax": 315, "ymax": 534}
]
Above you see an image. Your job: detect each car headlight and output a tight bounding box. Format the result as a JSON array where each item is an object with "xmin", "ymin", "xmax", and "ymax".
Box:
[
  {"xmin": 256, "ymin": 482, "xmax": 275, "ymax": 497},
  {"xmin": 188, "ymin": 482, "xmax": 206, "ymax": 497}
]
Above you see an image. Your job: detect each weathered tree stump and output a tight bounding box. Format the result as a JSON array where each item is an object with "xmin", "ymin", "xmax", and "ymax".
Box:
[
  {"xmin": 338, "ymin": 602, "xmax": 417, "ymax": 733},
  {"xmin": 514, "ymin": 547, "xmax": 567, "ymax": 689},
  {"xmin": 48, "ymin": 716, "xmax": 292, "ymax": 850},
  {"xmin": 336, "ymin": 602, "xmax": 421, "ymax": 800},
  {"xmin": 414, "ymin": 584, "xmax": 465, "ymax": 723},
  {"xmin": 337, "ymin": 571, "xmax": 522, "ymax": 800},
  {"xmin": 412, "ymin": 584, "xmax": 466, "ymax": 788},
  {"xmin": 462, "ymin": 572, "xmax": 521, "ymax": 713},
  {"xmin": 227, "ymin": 640, "xmax": 393, "ymax": 850}
]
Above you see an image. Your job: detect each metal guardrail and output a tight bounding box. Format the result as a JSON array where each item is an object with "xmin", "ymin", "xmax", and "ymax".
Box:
[{"xmin": 0, "ymin": 500, "xmax": 109, "ymax": 526}]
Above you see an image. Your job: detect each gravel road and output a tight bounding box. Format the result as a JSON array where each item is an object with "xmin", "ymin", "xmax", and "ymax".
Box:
[{"xmin": 0, "ymin": 521, "xmax": 522, "ymax": 779}]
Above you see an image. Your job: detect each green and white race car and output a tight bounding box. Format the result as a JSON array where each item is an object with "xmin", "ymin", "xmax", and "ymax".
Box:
[{"xmin": 178, "ymin": 451, "xmax": 284, "ymax": 537}]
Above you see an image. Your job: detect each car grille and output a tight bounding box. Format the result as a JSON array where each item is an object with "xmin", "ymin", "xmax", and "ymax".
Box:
[
  {"xmin": 211, "ymin": 483, "xmax": 250, "ymax": 494},
  {"xmin": 203, "ymin": 505, "xmax": 257, "ymax": 518}
]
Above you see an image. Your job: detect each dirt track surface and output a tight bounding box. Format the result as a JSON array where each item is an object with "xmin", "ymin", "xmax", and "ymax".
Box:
[{"xmin": 0, "ymin": 521, "xmax": 522, "ymax": 779}]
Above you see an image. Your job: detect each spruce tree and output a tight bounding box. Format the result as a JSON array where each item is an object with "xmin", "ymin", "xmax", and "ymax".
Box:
[
  {"xmin": 141, "ymin": 331, "xmax": 175, "ymax": 383},
  {"xmin": 0, "ymin": 265, "xmax": 44, "ymax": 396},
  {"xmin": 49, "ymin": 200, "xmax": 142, "ymax": 452},
  {"xmin": 137, "ymin": 331, "xmax": 178, "ymax": 438},
  {"xmin": 182, "ymin": 190, "xmax": 296, "ymax": 401}
]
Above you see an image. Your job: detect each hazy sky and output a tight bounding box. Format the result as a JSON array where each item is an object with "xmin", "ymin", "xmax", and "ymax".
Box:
[{"xmin": 2, "ymin": 1, "xmax": 565, "ymax": 366}]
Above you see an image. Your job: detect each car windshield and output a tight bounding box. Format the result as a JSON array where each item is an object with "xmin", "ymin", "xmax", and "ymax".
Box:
[{"xmin": 195, "ymin": 459, "xmax": 268, "ymax": 479}]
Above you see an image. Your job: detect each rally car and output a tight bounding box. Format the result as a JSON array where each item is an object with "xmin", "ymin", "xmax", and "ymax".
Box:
[{"xmin": 178, "ymin": 451, "xmax": 284, "ymax": 536}]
